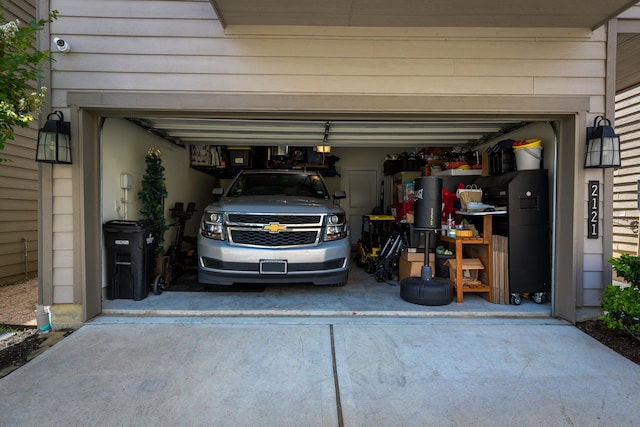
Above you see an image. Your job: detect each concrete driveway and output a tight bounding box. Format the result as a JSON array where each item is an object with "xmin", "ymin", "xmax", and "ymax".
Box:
[{"xmin": 1, "ymin": 315, "xmax": 639, "ymax": 426}]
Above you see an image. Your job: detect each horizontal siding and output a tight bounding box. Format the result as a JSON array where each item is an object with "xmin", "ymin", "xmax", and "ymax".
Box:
[
  {"xmin": 617, "ymin": 3, "xmax": 640, "ymax": 92},
  {"xmin": 49, "ymin": 36, "xmax": 606, "ymax": 59},
  {"xmin": 0, "ymin": 232, "xmax": 38, "ymax": 252},
  {"xmin": 614, "ymin": 85, "xmax": 640, "ymax": 256},
  {"xmin": 0, "ymin": 0, "xmax": 39, "ymax": 285},
  {"xmin": 51, "ymin": 16, "xmax": 225, "ymax": 38},
  {"xmin": 3, "ymin": 0, "xmax": 35, "ymax": 21},
  {"xmin": 48, "ymin": 1, "xmax": 607, "ymax": 100},
  {"xmin": 616, "ymin": 33, "xmax": 640, "ymax": 92},
  {"xmin": 54, "ymin": 54, "xmax": 605, "ymax": 78}
]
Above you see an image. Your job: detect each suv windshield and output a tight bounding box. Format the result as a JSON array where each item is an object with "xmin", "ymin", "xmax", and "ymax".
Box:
[{"xmin": 227, "ymin": 172, "xmax": 330, "ymax": 199}]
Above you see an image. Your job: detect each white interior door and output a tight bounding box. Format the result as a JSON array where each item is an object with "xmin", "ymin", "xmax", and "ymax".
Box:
[{"xmin": 342, "ymin": 169, "xmax": 381, "ymax": 247}]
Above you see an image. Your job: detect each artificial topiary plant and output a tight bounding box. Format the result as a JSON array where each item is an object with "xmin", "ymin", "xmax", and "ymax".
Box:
[{"xmin": 139, "ymin": 147, "xmax": 168, "ymax": 254}]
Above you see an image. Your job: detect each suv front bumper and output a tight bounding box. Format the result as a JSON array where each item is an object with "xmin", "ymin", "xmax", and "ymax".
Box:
[{"xmin": 197, "ymin": 238, "xmax": 350, "ymax": 286}]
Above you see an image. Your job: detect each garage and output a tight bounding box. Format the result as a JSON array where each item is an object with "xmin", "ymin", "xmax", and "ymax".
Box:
[
  {"xmin": 95, "ymin": 107, "xmax": 562, "ymax": 317},
  {"xmin": 38, "ymin": 0, "xmax": 634, "ymax": 327}
]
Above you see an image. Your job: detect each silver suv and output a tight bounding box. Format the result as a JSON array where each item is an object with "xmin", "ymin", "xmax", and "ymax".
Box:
[{"xmin": 198, "ymin": 169, "xmax": 350, "ymax": 286}]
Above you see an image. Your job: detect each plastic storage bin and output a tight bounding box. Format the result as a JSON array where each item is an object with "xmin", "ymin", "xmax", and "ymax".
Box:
[
  {"xmin": 435, "ymin": 252, "xmax": 455, "ymax": 278},
  {"xmin": 103, "ymin": 220, "xmax": 155, "ymax": 300}
]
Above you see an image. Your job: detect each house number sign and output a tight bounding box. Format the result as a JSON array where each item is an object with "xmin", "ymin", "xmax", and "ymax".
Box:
[{"xmin": 588, "ymin": 180, "xmax": 599, "ymax": 239}]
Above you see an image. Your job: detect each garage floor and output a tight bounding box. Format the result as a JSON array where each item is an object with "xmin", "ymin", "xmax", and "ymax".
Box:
[{"xmin": 101, "ymin": 265, "xmax": 551, "ymax": 318}]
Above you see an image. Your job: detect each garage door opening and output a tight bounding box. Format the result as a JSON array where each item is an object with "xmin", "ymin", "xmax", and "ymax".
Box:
[{"xmin": 99, "ymin": 115, "xmax": 557, "ymax": 316}]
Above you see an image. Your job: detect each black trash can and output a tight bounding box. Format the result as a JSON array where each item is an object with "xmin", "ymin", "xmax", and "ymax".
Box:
[{"xmin": 103, "ymin": 220, "xmax": 155, "ymax": 301}]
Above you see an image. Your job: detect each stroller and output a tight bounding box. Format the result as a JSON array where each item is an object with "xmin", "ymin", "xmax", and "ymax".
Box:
[
  {"xmin": 371, "ymin": 229, "xmax": 407, "ymax": 282},
  {"xmin": 355, "ymin": 214, "xmax": 396, "ymax": 274}
]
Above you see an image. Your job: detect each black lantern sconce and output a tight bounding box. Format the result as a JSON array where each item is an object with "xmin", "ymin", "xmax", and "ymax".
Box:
[
  {"xmin": 36, "ymin": 111, "xmax": 71, "ymax": 164},
  {"xmin": 585, "ymin": 115, "xmax": 621, "ymax": 169}
]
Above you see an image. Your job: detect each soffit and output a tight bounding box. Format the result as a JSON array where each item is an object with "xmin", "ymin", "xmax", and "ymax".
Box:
[{"xmin": 210, "ymin": 0, "xmax": 638, "ymax": 30}]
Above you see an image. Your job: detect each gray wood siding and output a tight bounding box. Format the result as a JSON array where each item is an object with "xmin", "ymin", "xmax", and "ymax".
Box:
[
  {"xmin": 47, "ymin": 0, "xmax": 606, "ymax": 107},
  {"xmin": 617, "ymin": 3, "xmax": 640, "ymax": 92},
  {"xmin": 614, "ymin": 85, "xmax": 640, "ymax": 256},
  {"xmin": 1, "ymin": 0, "xmax": 39, "ymax": 285},
  {"xmin": 613, "ymin": 2, "xmax": 640, "ymax": 256}
]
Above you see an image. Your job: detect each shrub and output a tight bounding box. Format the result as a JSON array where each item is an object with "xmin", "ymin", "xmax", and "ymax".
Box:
[
  {"xmin": 600, "ymin": 254, "xmax": 640, "ymax": 341},
  {"xmin": 609, "ymin": 253, "xmax": 640, "ymax": 286}
]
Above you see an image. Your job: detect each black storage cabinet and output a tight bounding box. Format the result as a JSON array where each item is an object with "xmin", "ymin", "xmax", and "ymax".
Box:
[
  {"xmin": 103, "ymin": 220, "xmax": 155, "ymax": 300},
  {"xmin": 474, "ymin": 170, "xmax": 550, "ymax": 295}
]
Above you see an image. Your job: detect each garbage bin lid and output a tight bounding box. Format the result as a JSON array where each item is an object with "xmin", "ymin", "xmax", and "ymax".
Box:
[{"xmin": 104, "ymin": 220, "xmax": 147, "ymax": 227}]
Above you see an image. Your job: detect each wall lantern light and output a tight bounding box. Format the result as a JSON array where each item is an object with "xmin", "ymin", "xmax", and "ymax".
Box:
[
  {"xmin": 316, "ymin": 145, "xmax": 331, "ymax": 153},
  {"xmin": 36, "ymin": 110, "xmax": 71, "ymax": 164},
  {"xmin": 585, "ymin": 115, "xmax": 621, "ymax": 168}
]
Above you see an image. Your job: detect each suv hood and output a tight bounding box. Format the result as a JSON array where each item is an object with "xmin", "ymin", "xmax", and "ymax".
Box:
[{"xmin": 206, "ymin": 195, "xmax": 344, "ymax": 214}]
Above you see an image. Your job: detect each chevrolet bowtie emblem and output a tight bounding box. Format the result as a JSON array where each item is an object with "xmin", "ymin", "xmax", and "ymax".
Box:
[{"xmin": 263, "ymin": 223, "xmax": 286, "ymax": 233}]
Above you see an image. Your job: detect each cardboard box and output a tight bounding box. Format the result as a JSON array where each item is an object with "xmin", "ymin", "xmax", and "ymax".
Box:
[
  {"xmin": 406, "ymin": 211, "xmax": 414, "ymax": 224},
  {"xmin": 399, "ymin": 250, "xmax": 435, "ymax": 281}
]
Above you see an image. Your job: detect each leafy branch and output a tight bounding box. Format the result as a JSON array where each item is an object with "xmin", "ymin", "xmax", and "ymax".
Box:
[{"xmin": 0, "ymin": 9, "xmax": 58, "ymax": 162}]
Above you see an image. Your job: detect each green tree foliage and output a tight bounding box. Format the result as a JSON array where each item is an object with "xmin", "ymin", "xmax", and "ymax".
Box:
[
  {"xmin": 609, "ymin": 253, "xmax": 640, "ymax": 286},
  {"xmin": 0, "ymin": 10, "xmax": 58, "ymax": 162},
  {"xmin": 139, "ymin": 147, "xmax": 168, "ymax": 254},
  {"xmin": 601, "ymin": 254, "xmax": 640, "ymax": 341}
]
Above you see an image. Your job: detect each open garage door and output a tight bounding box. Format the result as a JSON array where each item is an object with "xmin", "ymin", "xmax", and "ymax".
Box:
[
  {"xmin": 99, "ymin": 114, "xmax": 557, "ymax": 319},
  {"xmin": 126, "ymin": 117, "xmax": 526, "ymax": 149}
]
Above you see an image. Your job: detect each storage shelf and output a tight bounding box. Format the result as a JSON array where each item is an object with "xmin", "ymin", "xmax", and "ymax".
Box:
[
  {"xmin": 440, "ymin": 213, "xmax": 497, "ymax": 303},
  {"xmin": 433, "ymin": 169, "xmax": 482, "ymax": 176},
  {"xmin": 191, "ymin": 163, "xmax": 328, "ymax": 177}
]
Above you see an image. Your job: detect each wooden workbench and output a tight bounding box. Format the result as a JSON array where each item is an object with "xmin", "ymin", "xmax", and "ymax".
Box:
[{"xmin": 440, "ymin": 211, "xmax": 506, "ymax": 303}]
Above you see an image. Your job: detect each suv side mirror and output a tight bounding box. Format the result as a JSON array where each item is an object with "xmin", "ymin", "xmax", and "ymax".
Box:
[
  {"xmin": 333, "ymin": 190, "xmax": 346, "ymax": 200},
  {"xmin": 211, "ymin": 187, "xmax": 224, "ymax": 196}
]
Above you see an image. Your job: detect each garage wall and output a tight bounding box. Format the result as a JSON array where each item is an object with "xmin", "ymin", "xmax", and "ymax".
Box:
[
  {"xmin": 0, "ymin": 0, "xmax": 39, "ymax": 285},
  {"xmin": 42, "ymin": 0, "xmax": 612, "ymax": 313},
  {"xmin": 101, "ymin": 118, "xmax": 216, "ymax": 253}
]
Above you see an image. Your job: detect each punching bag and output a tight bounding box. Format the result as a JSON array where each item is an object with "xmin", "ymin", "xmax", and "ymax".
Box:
[{"xmin": 413, "ymin": 177, "xmax": 443, "ymax": 230}]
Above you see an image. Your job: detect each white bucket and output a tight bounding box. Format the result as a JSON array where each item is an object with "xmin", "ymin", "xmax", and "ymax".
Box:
[{"xmin": 514, "ymin": 146, "xmax": 542, "ymax": 170}]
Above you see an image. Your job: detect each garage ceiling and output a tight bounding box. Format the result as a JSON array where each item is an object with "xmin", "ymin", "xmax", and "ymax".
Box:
[
  {"xmin": 209, "ymin": 0, "xmax": 637, "ymax": 30},
  {"xmin": 128, "ymin": 117, "xmax": 526, "ymax": 149}
]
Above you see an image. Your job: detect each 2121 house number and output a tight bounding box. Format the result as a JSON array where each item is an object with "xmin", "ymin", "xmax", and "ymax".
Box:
[{"xmin": 588, "ymin": 180, "xmax": 599, "ymax": 239}]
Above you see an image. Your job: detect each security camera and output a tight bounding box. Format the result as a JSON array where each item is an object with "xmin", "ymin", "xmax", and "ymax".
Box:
[{"xmin": 53, "ymin": 37, "xmax": 70, "ymax": 53}]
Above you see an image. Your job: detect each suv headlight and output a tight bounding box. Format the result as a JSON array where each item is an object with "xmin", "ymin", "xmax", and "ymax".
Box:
[
  {"xmin": 201, "ymin": 211, "xmax": 224, "ymax": 240},
  {"xmin": 324, "ymin": 214, "xmax": 348, "ymax": 241}
]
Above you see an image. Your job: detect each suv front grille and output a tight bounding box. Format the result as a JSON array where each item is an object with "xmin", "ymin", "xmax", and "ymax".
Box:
[
  {"xmin": 228, "ymin": 214, "xmax": 322, "ymax": 225},
  {"xmin": 224, "ymin": 213, "xmax": 325, "ymax": 248},
  {"xmin": 230, "ymin": 230, "xmax": 318, "ymax": 246}
]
